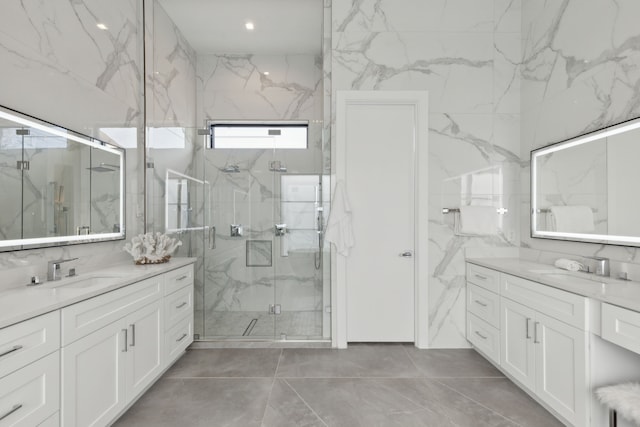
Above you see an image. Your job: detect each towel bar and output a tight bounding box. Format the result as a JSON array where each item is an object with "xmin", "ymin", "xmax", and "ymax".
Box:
[{"xmin": 442, "ymin": 208, "xmax": 508, "ymax": 215}]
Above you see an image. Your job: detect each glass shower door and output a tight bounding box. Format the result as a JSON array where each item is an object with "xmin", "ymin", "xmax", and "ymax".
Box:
[
  {"xmin": 202, "ymin": 146, "xmax": 277, "ymax": 339},
  {"xmin": 273, "ymin": 173, "xmax": 327, "ymax": 340}
]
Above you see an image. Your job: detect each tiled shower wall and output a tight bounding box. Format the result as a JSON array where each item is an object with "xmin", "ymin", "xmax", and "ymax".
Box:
[
  {"xmin": 0, "ymin": 0, "xmax": 144, "ymax": 281},
  {"xmin": 331, "ymin": 0, "xmax": 522, "ymax": 348},
  {"xmin": 520, "ymin": 1, "xmax": 640, "ymax": 264}
]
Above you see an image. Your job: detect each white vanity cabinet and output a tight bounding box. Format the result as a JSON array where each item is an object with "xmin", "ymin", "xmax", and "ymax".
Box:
[
  {"xmin": 0, "ymin": 260, "xmax": 194, "ymax": 427},
  {"xmin": 0, "ymin": 311, "xmax": 61, "ymax": 427},
  {"xmin": 500, "ymin": 273, "xmax": 589, "ymax": 427},
  {"xmin": 466, "ymin": 263, "xmax": 591, "ymax": 427},
  {"xmin": 59, "ymin": 263, "xmax": 194, "ymax": 427},
  {"xmin": 61, "ymin": 276, "xmax": 164, "ymax": 427}
]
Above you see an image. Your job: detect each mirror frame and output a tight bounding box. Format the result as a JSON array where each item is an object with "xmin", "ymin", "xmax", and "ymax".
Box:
[
  {"xmin": 531, "ymin": 117, "xmax": 640, "ymax": 247},
  {"xmin": 0, "ymin": 106, "xmax": 126, "ymax": 251}
]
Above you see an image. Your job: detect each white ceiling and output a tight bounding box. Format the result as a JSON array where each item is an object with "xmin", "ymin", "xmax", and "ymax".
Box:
[{"xmin": 157, "ymin": 0, "xmax": 323, "ymax": 55}]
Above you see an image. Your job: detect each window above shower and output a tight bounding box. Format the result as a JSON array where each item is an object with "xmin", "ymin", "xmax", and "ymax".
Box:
[{"xmin": 209, "ymin": 121, "xmax": 308, "ymax": 150}]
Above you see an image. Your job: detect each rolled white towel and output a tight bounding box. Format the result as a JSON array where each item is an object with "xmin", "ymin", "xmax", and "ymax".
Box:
[{"xmin": 554, "ymin": 258, "xmax": 585, "ymax": 272}]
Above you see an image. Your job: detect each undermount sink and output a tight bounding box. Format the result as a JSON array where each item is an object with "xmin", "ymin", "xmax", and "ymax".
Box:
[
  {"xmin": 40, "ymin": 274, "xmax": 123, "ymax": 289},
  {"xmin": 528, "ymin": 268, "xmax": 565, "ymax": 274},
  {"xmin": 541, "ymin": 273, "xmax": 602, "ymax": 286}
]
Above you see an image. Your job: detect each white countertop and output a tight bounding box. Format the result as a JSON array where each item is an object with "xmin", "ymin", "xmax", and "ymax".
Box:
[
  {"xmin": 0, "ymin": 257, "xmax": 196, "ymax": 329},
  {"xmin": 467, "ymin": 257, "xmax": 640, "ymax": 312}
]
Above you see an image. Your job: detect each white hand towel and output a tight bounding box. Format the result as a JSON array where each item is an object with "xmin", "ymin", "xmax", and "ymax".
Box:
[
  {"xmin": 458, "ymin": 206, "xmax": 498, "ymax": 236},
  {"xmin": 324, "ymin": 181, "xmax": 355, "ymax": 256},
  {"xmin": 554, "ymin": 258, "xmax": 584, "ymax": 272},
  {"xmin": 550, "ymin": 205, "xmax": 594, "ymax": 233}
]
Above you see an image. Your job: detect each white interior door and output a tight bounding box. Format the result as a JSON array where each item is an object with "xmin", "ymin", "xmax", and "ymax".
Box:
[{"xmin": 341, "ymin": 97, "xmax": 419, "ymax": 342}]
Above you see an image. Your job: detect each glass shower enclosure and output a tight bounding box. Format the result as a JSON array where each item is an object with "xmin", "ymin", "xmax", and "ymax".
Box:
[{"xmin": 196, "ymin": 122, "xmax": 330, "ymax": 341}]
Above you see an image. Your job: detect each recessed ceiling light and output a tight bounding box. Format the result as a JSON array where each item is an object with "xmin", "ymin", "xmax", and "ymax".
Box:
[
  {"xmin": 245, "ymin": 21, "xmax": 254, "ymax": 31},
  {"xmin": 96, "ymin": 23, "xmax": 108, "ymax": 30},
  {"xmin": 263, "ymin": 71, "xmax": 270, "ymax": 76}
]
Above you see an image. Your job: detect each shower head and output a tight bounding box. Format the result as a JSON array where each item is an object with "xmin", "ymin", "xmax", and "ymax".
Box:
[
  {"xmin": 87, "ymin": 163, "xmax": 120, "ymax": 172},
  {"xmin": 222, "ymin": 165, "xmax": 240, "ymax": 173}
]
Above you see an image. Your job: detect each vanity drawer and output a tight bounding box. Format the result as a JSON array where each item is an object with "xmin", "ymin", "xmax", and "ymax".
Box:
[
  {"xmin": 602, "ymin": 303, "xmax": 640, "ymax": 355},
  {"xmin": 165, "ymin": 316, "xmax": 193, "ymax": 364},
  {"xmin": 466, "ymin": 264, "xmax": 500, "ymax": 293},
  {"xmin": 0, "ymin": 311, "xmax": 60, "ymax": 379},
  {"xmin": 61, "ymin": 276, "xmax": 162, "ymax": 346},
  {"xmin": 0, "ymin": 351, "xmax": 59, "ymax": 427},
  {"xmin": 164, "ymin": 285, "xmax": 193, "ymax": 330},
  {"xmin": 165, "ymin": 265, "xmax": 194, "ymax": 296},
  {"xmin": 467, "ymin": 283, "xmax": 500, "ymax": 328},
  {"xmin": 501, "ymin": 274, "xmax": 588, "ymax": 330},
  {"xmin": 467, "ymin": 313, "xmax": 500, "ymax": 364}
]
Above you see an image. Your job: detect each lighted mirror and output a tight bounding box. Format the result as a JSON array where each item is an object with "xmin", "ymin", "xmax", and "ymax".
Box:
[
  {"xmin": 0, "ymin": 105, "xmax": 125, "ymax": 251},
  {"xmin": 531, "ymin": 117, "xmax": 640, "ymax": 246}
]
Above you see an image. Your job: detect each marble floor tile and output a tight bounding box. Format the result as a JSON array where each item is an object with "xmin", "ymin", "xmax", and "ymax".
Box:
[
  {"xmin": 115, "ymin": 347, "xmax": 562, "ymax": 427},
  {"xmin": 113, "ymin": 378, "xmax": 272, "ymax": 427},
  {"xmin": 438, "ymin": 378, "xmax": 564, "ymax": 427},
  {"xmin": 165, "ymin": 348, "xmax": 282, "ymax": 378},
  {"xmin": 276, "ymin": 343, "xmax": 421, "ymax": 378},
  {"xmin": 286, "ymin": 378, "xmax": 454, "ymax": 427},
  {"xmin": 261, "ymin": 379, "xmax": 326, "ymax": 427},
  {"xmin": 403, "ymin": 347, "xmax": 504, "ymax": 377},
  {"xmin": 375, "ymin": 378, "xmax": 518, "ymax": 427}
]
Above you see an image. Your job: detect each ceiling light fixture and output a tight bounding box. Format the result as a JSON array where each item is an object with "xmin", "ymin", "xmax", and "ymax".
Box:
[
  {"xmin": 263, "ymin": 71, "xmax": 270, "ymax": 76},
  {"xmin": 96, "ymin": 23, "xmax": 108, "ymax": 30},
  {"xmin": 245, "ymin": 21, "xmax": 255, "ymax": 31}
]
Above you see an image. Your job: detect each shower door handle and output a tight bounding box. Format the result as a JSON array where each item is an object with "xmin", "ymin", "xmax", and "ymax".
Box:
[
  {"xmin": 209, "ymin": 226, "xmax": 216, "ymax": 249},
  {"xmin": 275, "ymin": 224, "xmax": 287, "ymax": 236},
  {"xmin": 399, "ymin": 251, "xmax": 413, "ymax": 258}
]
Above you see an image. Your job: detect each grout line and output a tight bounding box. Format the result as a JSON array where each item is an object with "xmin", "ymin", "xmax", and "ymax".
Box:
[
  {"xmin": 369, "ymin": 377, "xmax": 460, "ymax": 425},
  {"xmin": 163, "ymin": 376, "xmax": 280, "ymax": 380},
  {"xmin": 164, "ymin": 374, "xmax": 507, "ymax": 380},
  {"xmin": 258, "ymin": 349, "xmax": 284, "ymax": 427},
  {"xmin": 435, "ymin": 379, "xmax": 523, "ymax": 427},
  {"xmin": 283, "ymin": 379, "xmax": 329, "ymax": 427}
]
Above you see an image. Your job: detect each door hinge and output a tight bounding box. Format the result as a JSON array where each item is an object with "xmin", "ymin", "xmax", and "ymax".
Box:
[
  {"xmin": 16, "ymin": 129, "xmax": 30, "ymax": 136},
  {"xmin": 269, "ymin": 304, "xmax": 282, "ymax": 315},
  {"xmin": 16, "ymin": 160, "xmax": 29, "ymax": 170}
]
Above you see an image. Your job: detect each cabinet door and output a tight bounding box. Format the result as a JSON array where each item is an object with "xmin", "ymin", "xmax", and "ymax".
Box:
[
  {"xmin": 501, "ymin": 297, "xmax": 536, "ymax": 390},
  {"xmin": 61, "ymin": 321, "xmax": 126, "ymax": 427},
  {"xmin": 0, "ymin": 352, "xmax": 59, "ymax": 427},
  {"xmin": 125, "ymin": 300, "xmax": 163, "ymax": 400},
  {"xmin": 535, "ymin": 312, "xmax": 587, "ymax": 427}
]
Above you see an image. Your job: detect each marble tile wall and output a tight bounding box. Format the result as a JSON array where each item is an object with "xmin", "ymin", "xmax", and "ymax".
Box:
[
  {"xmin": 143, "ymin": 0, "xmax": 199, "ymax": 328},
  {"xmin": 520, "ymin": 0, "xmax": 640, "ymax": 264},
  {"xmin": 0, "ymin": 0, "xmax": 144, "ymax": 286},
  {"xmin": 331, "ymin": 0, "xmax": 522, "ymax": 348}
]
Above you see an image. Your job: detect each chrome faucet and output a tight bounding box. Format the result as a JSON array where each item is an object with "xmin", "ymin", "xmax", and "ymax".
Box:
[
  {"xmin": 47, "ymin": 258, "xmax": 78, "ymax": 281},
  {"xmin": 586, "ymin": 257, "xmax": 610, "ymax": 277}
]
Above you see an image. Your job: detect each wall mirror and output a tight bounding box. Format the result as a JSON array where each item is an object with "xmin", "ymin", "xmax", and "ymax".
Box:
[
  {"xmin": 531, "ymin": 117, "xmax": 640, "ymax": 246},
  {"xmin": 0, "ymin": 105, "xmax": 125, "ymax": 251}
]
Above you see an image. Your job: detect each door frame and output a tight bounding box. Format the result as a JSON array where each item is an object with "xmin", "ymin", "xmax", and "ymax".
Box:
[{"xmin": 332, "ymin": 90, "xmax": 429, "ymax": 349}]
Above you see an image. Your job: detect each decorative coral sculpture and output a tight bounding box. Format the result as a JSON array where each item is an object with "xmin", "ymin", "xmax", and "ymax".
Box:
[{"xmin": 124, "ymin": 232, "xmax": 182, "ymax": 265}]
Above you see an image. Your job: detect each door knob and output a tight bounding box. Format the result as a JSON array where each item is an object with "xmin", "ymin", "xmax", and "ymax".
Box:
[{"xmin": 399, "ymin": 251, "xmax": 413, "ymax": 258}]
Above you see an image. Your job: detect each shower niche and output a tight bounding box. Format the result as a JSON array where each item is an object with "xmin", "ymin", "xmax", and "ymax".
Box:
[{"xmin": 0, "ymin": 105, "xmax": 125, "ymax": 251}]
